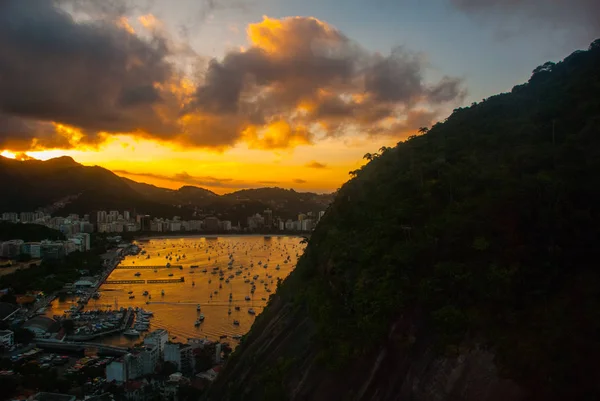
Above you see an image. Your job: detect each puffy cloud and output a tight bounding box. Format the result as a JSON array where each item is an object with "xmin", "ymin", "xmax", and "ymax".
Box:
[
  {"xmin": 305, "ymin": 161, "xmax": 328, "ymax": 169},
  {"xmin": 451, "ymin": 0, "xmax": 600, "ymax": 39},
  {"xmin": 189, "ymin": 16, "xmax": 466, "ymax": 144}
]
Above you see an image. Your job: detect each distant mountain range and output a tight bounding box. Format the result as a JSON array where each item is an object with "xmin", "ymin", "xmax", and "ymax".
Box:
[{"xmin": 0, "ymin": 156, "xmax": 333, "ymax": 221}]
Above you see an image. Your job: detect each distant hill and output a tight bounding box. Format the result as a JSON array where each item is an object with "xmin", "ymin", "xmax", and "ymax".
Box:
[
  {"xmin": 0, "ymin": 156, "xmax": 185, "ymax": 218},
  {"xmin": 121, "ymin": 178, "xmax": 218, "ymax": 206},
  {"xmin": 0, "ymin": 157, "xmax": 333, "ymax": 220}
]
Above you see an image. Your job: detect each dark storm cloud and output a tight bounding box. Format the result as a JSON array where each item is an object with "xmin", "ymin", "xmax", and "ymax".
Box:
[
  {"xmin": 451, "ymin": 0, "xmax": 600, "ymax": 38},
  {"xmin": 0, "ymin": 113, "xmax": 69, "ymax": 150},
  {"xmin": 0, "ymin": 0, "xmax": 178, "ymax": 144}
]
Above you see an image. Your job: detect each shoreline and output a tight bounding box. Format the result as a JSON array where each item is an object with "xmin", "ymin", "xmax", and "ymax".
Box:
[{"xmin": 133, "ymin": 233, "xmax": 306, "ymax": 241}]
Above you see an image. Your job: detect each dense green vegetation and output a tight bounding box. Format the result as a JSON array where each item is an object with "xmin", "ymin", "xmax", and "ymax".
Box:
[
  {"xmin": 221, "ymin": 40, "xmax": 600, "ymax": 400},
  {"xmin": 0, "ymin": 222, "xmax": 64, "ymax": 242},
  {"xmin": 0, "ymin": 248, "xmax": 105, "ymax": 294}
]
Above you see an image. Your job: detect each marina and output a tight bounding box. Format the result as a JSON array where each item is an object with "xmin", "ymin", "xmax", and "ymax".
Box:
[{"xmin": 46, "ymin": 235, "xmax": 304, "ymax": 347}]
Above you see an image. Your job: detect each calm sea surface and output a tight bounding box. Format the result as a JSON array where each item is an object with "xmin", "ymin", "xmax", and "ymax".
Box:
[{"xmin": 47, "ymin": 236, "xmax": 304, "ymax": 346}]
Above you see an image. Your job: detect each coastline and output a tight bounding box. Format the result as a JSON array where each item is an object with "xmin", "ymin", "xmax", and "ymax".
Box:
[{"xmin": 133, "ymin": 232, "xmax": 307, "ymax": 241}]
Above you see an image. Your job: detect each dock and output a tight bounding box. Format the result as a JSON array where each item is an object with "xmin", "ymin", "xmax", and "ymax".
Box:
[
  {"xmin": 105, "ymin": 279, "xmax": 146, "ymax": 284},
  {"xmin": 104, "ymin": 278, "xmax": 185, "ymax": 285},
  {"xmin": 116, "ymin": 265, "xmax": 183, "ymax": 270},
  {"xmin": 146, "ymin": 277, "xmax": 185, "ymax": 283}
]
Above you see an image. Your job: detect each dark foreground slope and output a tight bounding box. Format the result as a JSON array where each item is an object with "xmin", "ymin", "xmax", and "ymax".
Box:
[{"xmin": 207, "ymin": 40, "xmax": 600, "ymax": 401}]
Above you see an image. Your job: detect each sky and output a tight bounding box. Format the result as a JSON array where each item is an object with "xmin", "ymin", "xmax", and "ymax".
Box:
[{"xmin": 0, "ymin": 0, "xmax": 598, "ymax": 194}]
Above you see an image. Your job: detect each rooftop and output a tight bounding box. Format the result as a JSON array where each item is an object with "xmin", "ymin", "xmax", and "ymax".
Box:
[{"xmin": 31, "ymin": 392, "xmax": 76, "ymax": 401}]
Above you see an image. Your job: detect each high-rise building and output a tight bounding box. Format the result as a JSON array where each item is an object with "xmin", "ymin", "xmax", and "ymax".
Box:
[
  {"xmin": 264, "ymin": 209, "xmax": 273, "ymax": 228},
  {"xmin": 19, "ymin": 212, "xmax": 35, "ymax": 223},
  {"xmin": 144, "ymin": 329, "xmax": 169, "ymax": 354},
  {"xmin": 123, "ymin": 211, "xmax": 130, "ymax": 221},
  {"xmin": 96, "ymin": 211, "xmax": 107, "ymax": 224},
  {"xmin": 140, "ymin": 215, "xmax": 151, "ymax": 232},
  {"xmin": 204, "ymin": 217, "xmax": 220, "ymax": 231},
  {"xmin": 164, "ymin": 342, "xmax": 194, "ymax": 374},
  {"xmin": 1, "ymin": 213, "xmax": 18, "ymax": 223},
  {"xmin": 301, "ymin": 219, "xmax": 313, "ymax": 231}
]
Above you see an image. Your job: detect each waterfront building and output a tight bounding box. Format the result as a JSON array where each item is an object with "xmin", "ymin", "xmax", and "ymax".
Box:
[
  {"xmin": 22, "ymin": 316, "xmax": 60, "ymax": 337},
  {"xmin": 220, "ymin": 220, "xmax": 232, "ymax": 231},
  {"xmin": 188, "ymin": 338, "xmax": 212, "ymax": 349},
  {"xmin": 138, "ymin": 344, "xmax": 159, "ymax": 375},
  {"xmin": 264, "ymin": 209, "xmax": 273, "ymax": 227},
  {"xmin": 73, "ymin": 277, "xmax": 97, "ymax": 288},
  {"xmin": 301, "ymin": 219, "xmax": 313, "ymax": 232},
  {"xmin": 164, "ymin": 342, "xmax": 194, "ymax": 374},
  {"xmin": 0, "ymin": 330, "xmax": 14, "ymax": 347},
  {"xmin": 203, "ymin": 217, "xmax": 220, "ymax": 231},
  {"xmin": 284, "ymin": 219, "xmax": 294, "ymax": 230},
  {"xmin": 144, "ymin": 329, "xmax": 169, "ymax": 354},
  {"xmin": 215, "ymin": 342, "xmax": 222, "ymax": 364}
]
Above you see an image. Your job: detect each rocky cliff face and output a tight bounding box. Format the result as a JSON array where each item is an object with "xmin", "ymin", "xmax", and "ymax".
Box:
[{"xmin": 208, "ymin": 296, "xmax": 523, "ymax": 401}]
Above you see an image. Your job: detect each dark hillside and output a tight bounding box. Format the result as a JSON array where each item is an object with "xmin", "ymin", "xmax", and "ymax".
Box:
[{"xmin": 207, "ymin": 39, "xmax": 600, "ymax": 401}]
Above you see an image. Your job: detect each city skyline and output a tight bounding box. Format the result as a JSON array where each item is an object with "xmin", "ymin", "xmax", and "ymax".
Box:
[{"xmin": 1, "ymin": 1, "xmax": 597, "ymax": 194}]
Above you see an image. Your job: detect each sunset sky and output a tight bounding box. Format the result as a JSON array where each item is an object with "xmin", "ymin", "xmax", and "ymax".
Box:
[{"xmin": 0, "ymin": 0, "xmax": 598, "ymax": 194}]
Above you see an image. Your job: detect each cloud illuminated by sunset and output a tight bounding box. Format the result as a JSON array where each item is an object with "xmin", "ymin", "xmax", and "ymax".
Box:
[{"xmin": 0, "ymin": 0, "xmax": 467, "ymax": 193}]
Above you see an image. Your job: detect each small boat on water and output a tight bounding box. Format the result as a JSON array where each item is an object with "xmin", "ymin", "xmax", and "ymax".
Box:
[
  {"xmin": 191, "ymin": 265, "xmax": 199, "ymax": 269},
  {"xmin": 123, "ymin": 329, "xmax": 140, "ymax": 337},
  {"xmin": 233, "ymin": 320, "xmax": 240, "ymax": 326},
  {"xmin": 129, "ymin": 295, "xmax": 135, "ymax": 299},
  {"xmin": 197, "ymin": 304, "xmax": 201, "ymax": 311},
  {"xmin": 168, "ymin": 273, "xmax": 174, "ymax": 277},
  {"xmin": 245, "ymin": 296, "xmax": 251, "ymax": 301},
  {"xmin": 192, "ymin": 281, "xmax": 195, "ymax": 287},
  {"xmin": 248, "ymin": 308, "xmax": 256, "ymax": 315},
  {"xmin": 134, "ymin": 272, "xmax": 141, "ymax": 277},
  {"xmin": 161, "ymin": 290, "xmax": 165, "ymax": 296},
  {"xmin": 142, "ymin": 291, "xmax": 149, "ymax": 296},
  {"xmin": 232, "ymin": 334, "xmax": 242, "ymax": 340}
]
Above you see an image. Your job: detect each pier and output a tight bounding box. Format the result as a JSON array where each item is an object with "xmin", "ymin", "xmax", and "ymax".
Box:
[
  {"xmin": 146, "ymin": 277, "xmax": 185, "ymax": 283},
  {"xmin": 116, "ymin": 265, "xmax": 183, "ymax": 270},
  {"xmin": 103, "ymin": 278, "xmax": 184, "ymax": 284},
  {"xmin": 105, "ymin": 279, "xmax": 146, "ymax": 284}
]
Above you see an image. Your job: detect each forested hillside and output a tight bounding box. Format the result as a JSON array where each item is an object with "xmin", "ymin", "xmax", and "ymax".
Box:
[{"xmin": 207, "ymin": 39, "xmax": 600, "ymax": 401}]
